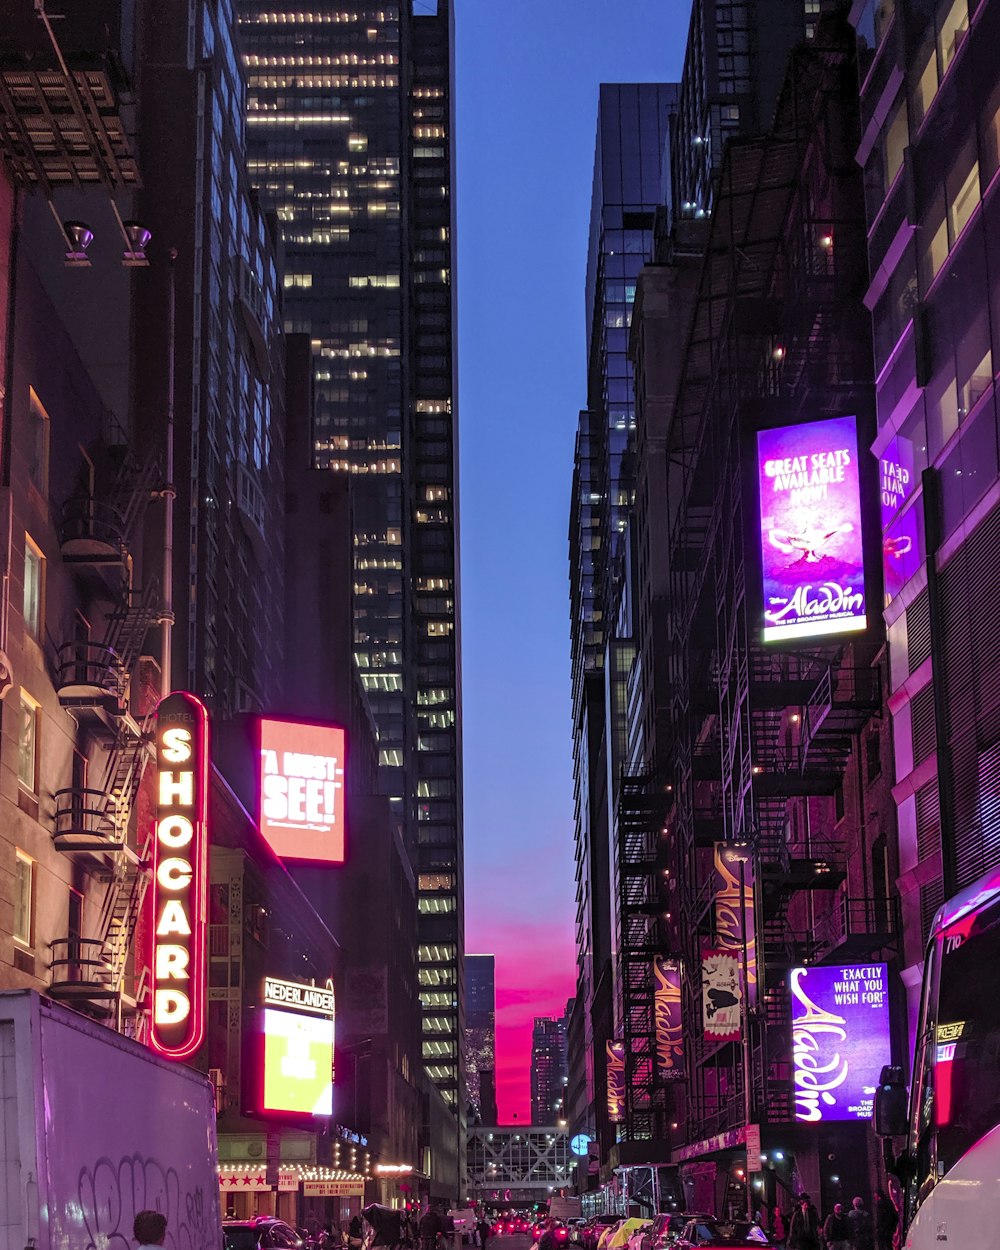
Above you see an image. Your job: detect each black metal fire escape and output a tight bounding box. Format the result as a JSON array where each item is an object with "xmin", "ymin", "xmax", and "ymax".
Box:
[
  {"xmin": 47, "ymin": 448, "xmax": 159, "ymax": 1037},
  {"xmin": 615, "ymin": 773, "xmax": 671, "ymax": 1144}
]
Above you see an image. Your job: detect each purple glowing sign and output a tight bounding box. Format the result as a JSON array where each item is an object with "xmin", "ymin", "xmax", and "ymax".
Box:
[
  {"xmin": 879, "ymin": 435, "xmax": 914, "ymax": 529},
  {"xmin": 880, "ymin": 434, "xmax": 920, "ymax": 598},
  {"xmin": 757, "ymin": 416, "xmax": 868, "ymax": 642},
  {"xmin": 790, "ymin": 962, "xmax": 890, "ymax": 1123}
]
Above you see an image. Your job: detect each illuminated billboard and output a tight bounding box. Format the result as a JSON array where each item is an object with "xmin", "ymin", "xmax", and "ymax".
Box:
[
  {"xmin": 790, "ymin": 962, "xmax": 890, "ymax": 1122},
  {"xmin": 261, "ymin": 977, "xmax": 336, "ymax": 1117},
  {"xmin": 259, "ymin": 718, "xmax": 346, "ymax": 862},
  {"xmin": 151, "ymin": 691, "xmax": 209, "ymax": 1061},
  {"xmin": 880, "ymin": 435, "xmax": 920, "ymax": 599},
  {"xmin": 654, "ymin": 956, "xmax": 684, "ymax": 1081},
  {"xmin": 757, "ymin": 415, "xmax": 868, "ymax": 642},
  {"xmin": 606, "ymin": 1039, "xmax": 625, "ymax": 1123}
]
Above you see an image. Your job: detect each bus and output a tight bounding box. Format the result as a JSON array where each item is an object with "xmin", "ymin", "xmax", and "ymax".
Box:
[{"xmin": 874, "ymin": 867, "xmax": 1000, "ymax": 1249}]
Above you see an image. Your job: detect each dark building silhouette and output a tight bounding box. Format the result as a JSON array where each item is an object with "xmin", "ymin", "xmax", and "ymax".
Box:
[
  {"xmin": 626, "ymin": 10, "xmax": 897, "ymax": 1214},
  {"xmin": 567, "ymin": 81, "xmax": 676, "ymax": 1160},
  {"xmin": 465, "ymin": 953, "xmax": 496, "ymax": 1125},
  {"xmin": 530, "ymin": 1014, "xmax": 568, "ymax": 1127},
  {"xmin": 132, "ymin": 0, "xmax": 286, "ymax": 717}
]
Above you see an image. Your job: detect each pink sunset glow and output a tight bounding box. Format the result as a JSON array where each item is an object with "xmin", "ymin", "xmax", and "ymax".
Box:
[{"xmin": 471, "ymin": 916, "xmax": 576, "ymax": 1124}]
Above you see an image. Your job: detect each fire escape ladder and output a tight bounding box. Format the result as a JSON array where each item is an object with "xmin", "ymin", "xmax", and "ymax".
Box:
[
  {"xmin": 615, "ymin": 774, "xmax": 668, "ymax": 1139},
  {"xmin": 105, "ymin": 583, "xmax": 160, "ymax": 679},
  {"xmin": 99, "ymin": 829, "xmax": 153, "ymax": 997},
  {"xmin": 799, "ymin": 661, "xmax": 881, "ymax": 777}
]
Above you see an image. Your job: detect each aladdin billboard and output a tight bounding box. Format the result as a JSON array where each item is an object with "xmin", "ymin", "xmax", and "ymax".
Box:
[
  {"xmin": 654, "ymin": 956, "xmax": 684, "ymax": 1081},
  {"xmin": 606, "ymin": 1039, "xmax": 626, "ymax": 1123},
  {"xmin": 790, "ymin": 962, "xmax": 889, "ymax": 1122},
  {"xmin": 259, "ymin": 976, "xmax": 336, "ymax": 1117},
  {"xmin": 259, "ymin": 717, "xmax": 346, "ymax": 862},
  {"xmin": 757, "ymin": 415, "xmax": 868, "ymax": 642}
]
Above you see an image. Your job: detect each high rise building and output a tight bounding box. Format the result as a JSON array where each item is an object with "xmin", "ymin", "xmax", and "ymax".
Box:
[
  {"xmin": 668, "ymin": 0, "xmax": 809, "ymax": 223},
  {"xmin": 235, "ymin": 0, "xmax": 464, "ymax": 1117},
  {"xmin": 529, "ymin": 1015, "xmax": 568, "ymax": 1126},
  {"xmin": 567, "ymin": 82, "xmax": 675, "ymax": 1151},
  {"xmin": 464, "ymin": 954, "xmax": 497, "ymax": 1125}
]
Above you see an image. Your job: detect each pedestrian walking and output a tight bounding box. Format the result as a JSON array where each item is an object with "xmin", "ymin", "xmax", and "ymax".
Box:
[
  {"xmin": 350, "ymin": 1215, "xmax": 366, "ymax": 1250},
  {"xmin": 477, "ymin": 1219, "xmax": 492, "ymax": 1249},
  {"xmin": 872, "ymin": 1191, "xmax": 897, "ymax": 1250},
  {"xmin": 134, "ymin": 1210, "xmax": 167, "ymax": 1249},
  {"xmin": 772, "ymin": 1206, "xmax": 787, "ymax": 1250},
  {"xmin": 822, "ymin": 1204, "xmax": 851, "ymax": 1250},
  {"xmin": 848, "ymin": 1199, "xmax": 874, "ymax": 1250},
  {"xmin": 420, "ymin": 1206, "xmax": 444, "ymax": 1250},
  {"xmin": 788, "ymin": 1195, "xmax": 820, "ymax": 1250}
]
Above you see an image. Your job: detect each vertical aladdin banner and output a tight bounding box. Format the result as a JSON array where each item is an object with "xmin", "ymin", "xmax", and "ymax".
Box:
[
  {"xmin": 757, "ymin": 415, "xmax": 868, "ymax": 642},
  {"xmin": 702, "ymin": 945, "xmax": 741, "ymax": 1042},
  {"xmin": 654, "ymin": 956, "xmax": 684, "ymax": 1080},
  {"xmin": 713, "ymin": 842, "xmax": 757, "ymax": 1006},
  {"xmin": 606, "ymin": 1039, "xmax": 626, "ymax": 1122}
]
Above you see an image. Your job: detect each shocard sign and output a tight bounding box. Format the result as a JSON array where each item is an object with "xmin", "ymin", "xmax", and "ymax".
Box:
[
  {"xmin": 757, "ymin": 415, "xmax": 868, "ymax": 642},
  {"xmin": 151, "ymin": 691, "xmax": 209, "ymax": 1060},
  {"xmin": 259, "ymin": 718, "xmax": 346, "ymax": 863},
  {"xmin": 790, "ymin": 962, "xmax": 890, "ymax": 1122}
]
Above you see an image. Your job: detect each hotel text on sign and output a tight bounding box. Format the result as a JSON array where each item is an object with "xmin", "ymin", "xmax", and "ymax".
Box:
[
  {"xmin": 151, "ymin": 691, "xmax": 209, "ymax": 1060},
  {"xmin": 259, "ymin": 718, "xmax": 346, "ymax": 862}
]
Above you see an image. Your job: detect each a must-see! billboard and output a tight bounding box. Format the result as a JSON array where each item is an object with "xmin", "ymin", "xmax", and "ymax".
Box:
[
  {"xmin": 757, "ymin": 415, "xmax": 868, "ymax": 642},
  {"xmin": 259, "ymin": 717, "xmax": 346, "ymax": 862},
  {"xmin": 790, "ymin": 962, "xmax": 889, "ymax": 1123}
]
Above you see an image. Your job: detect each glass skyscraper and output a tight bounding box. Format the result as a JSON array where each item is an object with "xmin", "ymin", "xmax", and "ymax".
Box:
[
  {"xmin": 568, "ymin": 82, "xmax": 674, "ymax": 1145},
  {"xmin": 236, "ymin": 0, "xmax": 463, "ymax": 1113}
]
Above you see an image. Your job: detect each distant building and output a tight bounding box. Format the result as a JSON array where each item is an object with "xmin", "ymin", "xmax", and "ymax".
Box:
[
  {"xmin": 465, "ymin": 954, "xmax": 496, "ymax": 1124},
  {"xmin": 529, "ymin": 1015, "xmax": 568, "ymax": 1126}
]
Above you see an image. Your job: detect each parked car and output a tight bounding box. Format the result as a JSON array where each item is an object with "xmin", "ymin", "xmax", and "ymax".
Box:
[
  {"xmin": 224, "ymin": 1218, "xmax": 306, "ymax": 1249},
  {"xmin": 596, "ymin": 1222, "xmax": 624, "ymax": 1250},
  {"xmin": 675, "ymin": 1220, "xmax": 771, "ymax": 1250},
  {"xmin": 584, "ymin": 1217, "xmax": 621, "ymax": 1250},
  {"xmin": 607, "ymin": 1220, "xmax": 650, "ymax": 1250},
  {"xmin": 634, "ymin": 1213, "xmax": 716, "ymax": 1250}
]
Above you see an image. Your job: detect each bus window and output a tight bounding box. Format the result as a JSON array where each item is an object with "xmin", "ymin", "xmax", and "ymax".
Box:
[
  {"xmin": 933, "ymin": 896, "xmax": 1000, "ymax": 1176},
  {"xmin": 909, "ymin": 939, "xmax": 938, "ymax": 1217}
]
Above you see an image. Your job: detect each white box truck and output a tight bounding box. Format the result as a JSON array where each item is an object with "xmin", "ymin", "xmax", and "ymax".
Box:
[{"xmin": 0, "ymin": 990, "xmax": 222, "ymax": 1249}]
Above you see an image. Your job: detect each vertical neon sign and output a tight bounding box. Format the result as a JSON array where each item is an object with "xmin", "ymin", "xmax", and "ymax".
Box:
[{"xmin": 150, "ymin": 691, "xmax": 209, "ymax": 1060}]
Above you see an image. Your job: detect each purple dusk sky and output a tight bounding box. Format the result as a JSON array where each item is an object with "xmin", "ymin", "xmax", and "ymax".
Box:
[{"xmin": 455, "ymin": 0, "xmax": 690, "ymax": 1121}]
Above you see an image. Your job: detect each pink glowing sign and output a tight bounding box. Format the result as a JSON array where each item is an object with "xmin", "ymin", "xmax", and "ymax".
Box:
[
  {"xmin": 757, "ymin": 416, "xmax": 868, "ymax": 642},
  {"xmin": 259, "ymin": 718, "xmax": 346, "ymax": 863}
]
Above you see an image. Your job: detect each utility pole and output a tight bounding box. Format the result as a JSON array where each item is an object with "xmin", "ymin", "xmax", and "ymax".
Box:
[{"xmin": 161, "ymin": 248, "xmax": 177, "ymax": 698}]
